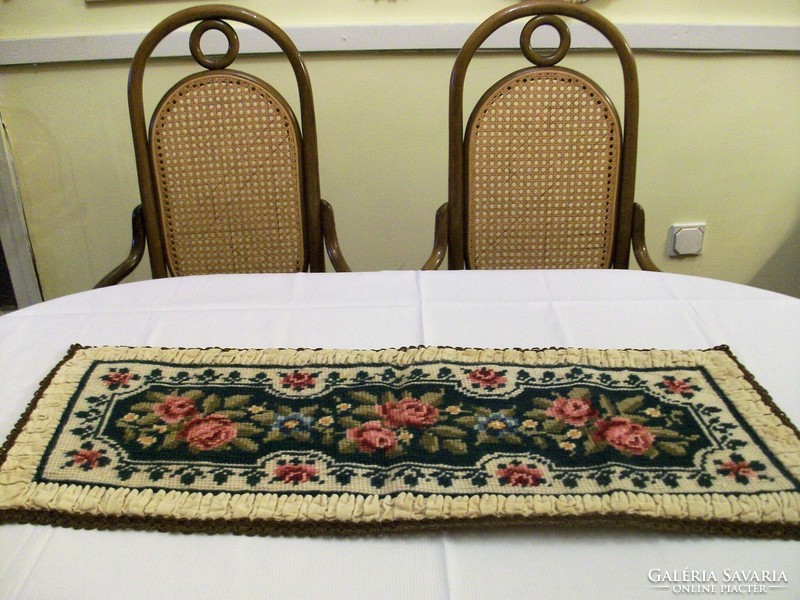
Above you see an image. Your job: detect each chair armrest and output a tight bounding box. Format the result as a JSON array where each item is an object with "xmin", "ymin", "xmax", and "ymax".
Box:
[
  {"xmin": 422, "ymin": 203, "xmax": 448, "ymax": 270},
  {"xmin": 320, "ymin": 199, "xmax": 351, "ymax": 272},
  {"xmin": 632, "ymin": 202, "xmax": 661, "ymax": 272},
  {"xmin": 94, "ymin": 205, "xmax": 146, "ymax": 288}
]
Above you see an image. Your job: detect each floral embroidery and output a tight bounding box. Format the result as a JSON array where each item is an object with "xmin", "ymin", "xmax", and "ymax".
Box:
[
  {"xmin": 65, "ymin": 442, "xmax": 110, "ymax": 470},
  {"xmin": 715, "ymin": 454, "xmax": 768, "ymax": 484},
  {"xmin": 100, "ymin": 368, "xmax": 139, "ymax": 390},
  {"xmin": 178, "ymin": 414, "xmax": 238, "ymax": 451},
  {"xmin": 153, "ymin": 395, "xmax": 198, "ymax": 424},
  {"xmin": 377, "ymin": 397, "xmax": 439, "ymax": 428},
  {"xmin": 273, "ymin": 413, "xmax": 314, "ymax": 433},
  {"xmin": 546, "ymin": 397, "xmax": 599, "ymax": 427},
  {"xmin": 466, "ymin": 368, "xmax": 507, "ymax": 390},
  {"xmin": 346, "ymin": 421, "xmax": 398, "ymax": 453},
  {"xmin": 476, "ymin": 413, "xmax": 518, "ymax": 436},
  {"xmin": 280, "ymin": 370, "xmax": 317, "ymax": 390},
  {"xmin": 657, "ymin": 376, "xmax": 699, "ymax": 398},
  {"xmin": 51, "ymin": 357, "xmax": 786, "ymax": 494},
  {"xmin": 592, "ymin": 417, "xmax": 655, "ymax": 456},
  {"xmin": 273, "ymin": 460, "xmax": 319, "ymax": 484},
  {"xmin": 496, "ymin": 462, "xmax": 544, "ymax": 487}
]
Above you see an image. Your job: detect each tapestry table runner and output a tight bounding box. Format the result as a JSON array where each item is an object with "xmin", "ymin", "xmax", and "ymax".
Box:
[{"xmin": 1, "ymin": 345, "xmax": 798, "ymax": 538}]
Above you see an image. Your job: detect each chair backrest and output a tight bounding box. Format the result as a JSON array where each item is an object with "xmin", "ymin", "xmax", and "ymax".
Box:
[
  {"xmin": 448, "ymin": 1, "xmax": 639, "ymax": 270},
  {"xmin": 130, "ymin": 5, "xmax": 326, "ymax": 276}
]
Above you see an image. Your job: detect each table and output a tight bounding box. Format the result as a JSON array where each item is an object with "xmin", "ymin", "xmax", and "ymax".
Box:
[{"xmin": 1, "ymin": 270, "xmax": 798, "ymax": 599}]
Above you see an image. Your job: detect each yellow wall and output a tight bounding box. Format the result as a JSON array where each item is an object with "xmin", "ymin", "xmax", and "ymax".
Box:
[{"xmin": 1, "ymin": 1, "xmax": 799, "ymax": 299}]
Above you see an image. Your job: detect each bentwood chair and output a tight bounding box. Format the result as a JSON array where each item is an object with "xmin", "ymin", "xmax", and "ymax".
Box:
[
  {"xmin": 423, "ymin": 1, "xmax": 659, "ymax": 271},
  {"xmin": 97, "ymin": 5, "xmax": 349, "ymax": 287}
]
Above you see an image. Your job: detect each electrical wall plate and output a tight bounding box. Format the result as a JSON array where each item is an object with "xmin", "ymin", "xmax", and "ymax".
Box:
[{"xmin": 668, "ymin": 223, "xmax": 706, "ymax": 257}]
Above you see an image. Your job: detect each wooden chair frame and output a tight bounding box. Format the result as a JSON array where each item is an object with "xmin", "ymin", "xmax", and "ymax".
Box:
[
  {"xmin": 424, "ymin": 0, "xmax": 659, "ymax": 271},
  {"xmin": 97, "ymin": 4, "xmax": 349, "ymax": 288}
]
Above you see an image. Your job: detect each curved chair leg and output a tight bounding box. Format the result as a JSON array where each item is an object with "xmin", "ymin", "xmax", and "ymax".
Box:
[
  {"xmin": 94, "ymin": 205, "xmax": 146, "ymax": 288},
  {"xmin": 320, "ymin": 199, "xmax": 351, "ymax": 272},
  {"xmin": 422, "ymin": 203, "xmax": 448, "ymax": 270},
  {"xmin": 632, "ymin": 203, "xmax": 661, "ymax": 272}
]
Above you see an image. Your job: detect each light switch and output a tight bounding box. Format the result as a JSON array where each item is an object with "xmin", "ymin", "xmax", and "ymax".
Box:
[{"xmin": 668, "ymin": 223, "xmax": 705, "ymax": 256}]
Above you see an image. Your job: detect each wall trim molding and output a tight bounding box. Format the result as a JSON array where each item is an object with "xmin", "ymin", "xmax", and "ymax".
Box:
[{"xmin": 2, "ymin": 22, "xmax": 798, "ymax": 66}]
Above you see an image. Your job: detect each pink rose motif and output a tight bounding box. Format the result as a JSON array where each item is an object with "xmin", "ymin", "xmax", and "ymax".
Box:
[
  {"xmin": 546, "ymin": 397, "xmax": 599, "ymax": 427},
  {"xmin": 592, "ymin": 417, "xmax": 654, "ymax": 455},
  {"xmin": 281, "ymin": 371, "xmax": 316, "ymax": 390},
  {"xmin": 178, "ymin": 414, "xmax": 237, "ymax": 450},
  {"xmin": 153, "ymin": 395, "xmax": 198, "ymax": 424},
  {"xmin": 662, "ymin": 378, "xmax": 693, "ymax": 395},
  {"xmin": 346, "ymin": 421, "xmax": 398, "ymax": 453},
  {"xmin": 496, "ymin": 464, "xmax": 544, "ymax": 487},
  {"xmin": 274, "ymin": 463, "xmax": 318, "ymax": 484},
  {"xmin": 720, "ymin": 460, "xmax": 754, "ymax": 479},
  {"xmin": 467, "ymin": 368, "xmax": 507, "ymax": 389},
  {"xmin": 377, "ymin": 397, "xmax": 439, "ymax": 428},
  {"xmin": 101, "ymin": 370, "xmax": 136, "ymax": 389},
  {"xmin": 70, "ymin": 449, "xmax": 104, "ymax": 469}
]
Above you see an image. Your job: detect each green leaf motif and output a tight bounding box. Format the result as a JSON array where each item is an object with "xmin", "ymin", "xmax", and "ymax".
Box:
[
  {"xmin": 532, "ymin": 398, "xmax": 553, "ymax": 409},
  {"xmin": 350, "ymin": 391, "xmax": 379, "ymax": 405},
  {"xmin": 352, "ymin": 406, "xmax": 379, "ymax": 418},
  {"xmin": 420, "ymin": 433, "xmax": 440, "ymax": 453},
  {"xmin": 476, "ymin": 432, "xmax": 498, "ymax": 445},
  {"xmin": 136, "ymin": 413, "xmax": 162, "ymax": 427},
  {"xmin": 250, "ymin": 411, "xmax": 276, "ymax": 425},
  {"xmin": 442, "ymin": 439, "xmax": 468, "ymax": 455},
  {"xmin": 599, "ymin": 395, "xmax": 617, "ymax": 416},
  {"xmin": 583, "ymin": 437, "xmax": 602, "ymax": 455},
  {"xmin": 430, "ymin": 425, "xmax": 466, "ymax": 439},
  {"xmin": 202, "ymin": 394, "xmax": 222, "ymax": 414},
  {"xmin": 223, "ymin": 394, "xmax": 251, "ymax": 410},
  {"xmin": 131, "ymin": 402, "xmax": 157, "ymax": 413},
  {"xmin": 231, "ymin": 438, "xmax": 259, "ymax": 452},
  {"xmin": 647, "ymin": 427, "xmax": 682, "ymax": 439},
  {"xmin": 523, "ymin": 408, "xmax": 549, "ymax": 419},
  {"xmin": 264, "ymin": 430, "xmax": 284, "ymax": 443},
  {"xmin": 338, "ymin": 438, "xmax": 358, "ymax": 454},
  {"xmin": 657, "ymin": 441, "xmax": 687, "ymax": 456},
  {"xmin": 616, "ymin": 396, "xmax": 644, "ymax": 414},
  {"xmin": 501, "ymin": 433, "xmax": 523, "ymax": 445},
  {"xmin": 385, "ymin": 446, "xmax": 406, "ymax": 459},
  {"xmin": 337, "ymin": 416, "xmax": 361, "ymax": 429},
  {"xmin": 543, "ymin": 420, "xmax": 567, "ymax": 434},
  {"xmin": 216, "ymin": 410, "xmax": 247, "ymax": 420},
  {"xmin": 453, "ymin": 415, "xmax": 477, "ymax": 427},
  {"xmin": 161, "ymin": 432, "xmax": 180, "ymax": 450},
  {"xmin": 235, "ymin": 424, "xmax": 262, "ymax": 438},
  {"xmin": 146, "ymin": 392, "xmax": 167, "ymax": 403},
  {"xmin": 419, "ymin": 390, "xmax": 445, "ymax": 407}
]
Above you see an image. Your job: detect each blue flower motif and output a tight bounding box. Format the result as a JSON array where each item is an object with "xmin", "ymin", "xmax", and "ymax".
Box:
[
  {"xmin": 475, "ymin": 413, "xmax": 518, "ymax": 436},
  {"xmin": 273, "ymin": 413, "xmax": 314, "ymax": 434}
]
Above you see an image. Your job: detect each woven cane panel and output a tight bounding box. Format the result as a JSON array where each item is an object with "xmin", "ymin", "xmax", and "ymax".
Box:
[
  {"xmin": 466, "ymin": 69, "xmax": 621, "ymax": 270},
  {"xmin": 151, "ymin": 72, "xmax": 305, "ymax": 275}
]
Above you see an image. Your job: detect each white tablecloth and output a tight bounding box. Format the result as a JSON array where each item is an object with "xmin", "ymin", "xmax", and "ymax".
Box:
[{"xmin": 1, "ymin": 270, "xmax": 798, "ymax": 599}]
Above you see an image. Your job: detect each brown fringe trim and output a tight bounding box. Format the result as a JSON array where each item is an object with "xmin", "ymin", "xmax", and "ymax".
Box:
[{"xmin": 1, "ymin": 506, "xmax": 798, "ymax": 540}]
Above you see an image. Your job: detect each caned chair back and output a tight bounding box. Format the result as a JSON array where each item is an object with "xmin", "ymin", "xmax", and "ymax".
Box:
[
  {"xmin": 449, "ymin": 1, "xmax": 639, "ymax": 270},
  {"xmin": 130, "ymin": 5, "xmax": 325, "ymax": 276}
]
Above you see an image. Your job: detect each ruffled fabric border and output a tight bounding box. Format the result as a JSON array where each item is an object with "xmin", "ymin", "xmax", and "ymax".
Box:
[{"xmin": 1, "ymin": 344, "xmax": 799, "ymax": 539}]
